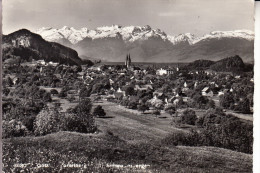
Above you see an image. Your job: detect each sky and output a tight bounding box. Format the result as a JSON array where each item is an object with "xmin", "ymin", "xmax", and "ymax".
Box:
[{"xmin": 2, "ymin": 0, "xmax": 255, "ymax": 36}]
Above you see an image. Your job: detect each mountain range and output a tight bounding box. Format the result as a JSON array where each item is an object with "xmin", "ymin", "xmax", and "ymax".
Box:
[{"xmin": 36, "ymin": 25, "xmax": 254, "ymax": 63}]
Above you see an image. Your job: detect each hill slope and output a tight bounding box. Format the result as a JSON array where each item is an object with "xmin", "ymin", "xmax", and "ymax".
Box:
[
  {"xmin": 185, "ymin": 55, "xmax": 253, "ymax": 72},
  {"xmin": 2, "ymin": 29, "xmax": 86, "ymax": 65}
]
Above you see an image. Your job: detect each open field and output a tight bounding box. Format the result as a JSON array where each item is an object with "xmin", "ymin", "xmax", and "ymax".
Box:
[{"xmin": 94, "ymin": 101, "xmax": 188, "ymax": 144}]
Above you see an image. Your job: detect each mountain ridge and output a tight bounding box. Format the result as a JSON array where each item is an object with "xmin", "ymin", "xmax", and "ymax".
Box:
[
  {"xmin": 34, "ymin": 26, "xmax": 254, "ymax": 63},
  {"xmin": 36, "ymin": 25, "xmax": 254, "ymax": 45}
]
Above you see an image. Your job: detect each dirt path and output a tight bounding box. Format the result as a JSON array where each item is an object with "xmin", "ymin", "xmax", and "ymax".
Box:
[{"xmin": 94, "ymin": 101, "xmax": 186, "ymax": 144}]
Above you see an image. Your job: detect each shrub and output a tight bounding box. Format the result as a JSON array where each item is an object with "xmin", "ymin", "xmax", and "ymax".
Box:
[
  {"xmin": 58, "ymin": 89, "xmax": 67, "ymax": 98},
  {"xmin": 153, "ymin": 110, "xmax": 161, "ymax": 116},
  {"xmin": 67, "ymin": 94, "xmax": 76, "ymax": 102},
  {"xmin": 165, "ymin": 114, "xmax": 253, "ymax": 154},
  {"xmin": 62, "ymin": 98, "xmax": 97, "ymax": 133},
  {"xmin": 128, "ymin": 101, "xmax": 138, "ymax": 109},
  {"xmin": 43, "ymin": 92, "xmax": 52, "ymax": 102},
  {"xmin": 138, "ymin": 104, "xmax": 149, "ymax": 113},
  {"xmin": 61, "ymin": 113, "xmax": 97, "ymax": 133},
  {"xmin": 3, "ymin": 119, "xmax": 29, "ymax": 138},
  {"xmin": 34, "ymin": 107, "xmax": 61, "ymax": 136},
  {"xmin": 165, "ymin": 104, "xmax": 176, "ymax": 116},
  {"xmin": 50, "ymin": 89, "xmax": 59, "ymax": 95},
  {"xmin": 219, "ymin": 93, "xmax": 234, "ymax": 109},
  {"xmin": 21, "ymin": 115, "xmax": 36, "ymax": 132},
  {"xmin": 93, "ymin": 105, "xmax": 106, "ymax": 117},
  {"xmin": 180, "ymin": 109, "xmax": 197, "ymax": 125}
]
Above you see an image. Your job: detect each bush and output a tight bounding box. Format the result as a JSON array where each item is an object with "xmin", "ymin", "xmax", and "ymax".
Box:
[
  {"xmin": 180, "ymin": 109, "xmax": 197, "ymax": 125},
  {"xmin": 67, "ymin": 94, "xmax": 76, "ymax": 102},
  {"xmin": 63, "ymin": 98, "xmax": 97, "ymax": 133},
  {"xmin": 61, "ymin": 113, "xmax": 97, "ymax": 133},
  {"xmin": 50, "ymin": 89, "xmax": 59, "ymax": 95},
  {"xmin": 162, "ymin": 130, "xmax": 200, "ymax": 146},
  {"xmin": 165, "ymin": 104, "xmax": 176, "ymax": 116},
  {"xmin": 21, "ymin": 115, "xmax": 36, "ymax": 131},
  {"xmin": 34, "ymin": 107, "xmax": 61, "ymax": 136},
  {"xmin": 58, "ymin": 89, "xmax": 67, "ymax": 98},
  {"xmin": 43, "ymin": 92, "xmax": 52, "ymax": 102},
  {"xmin": 93, "ymin": 105, "xmax": 106, "ymax": 117},
  {"xmin": 138, "ymin": 104, "xmax": 149, "ymax": 113},
  {"xmin": 128, "ymin": 101, "xmax": 138, "ymax": 109},
  {"xmin": 165, "ymin": 114, "xmax": 253, "ymax": 154},
  {"xmin": 153, "ymin": 110, "xmax": 161, "ymax": 116},
  {"xmin": 3, "ymin": 119, "xmax": 29, "ymax": 138}
]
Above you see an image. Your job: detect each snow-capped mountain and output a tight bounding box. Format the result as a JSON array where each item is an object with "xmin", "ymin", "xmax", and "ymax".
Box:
[
  {"xmin": 36, "ymin": 25, "xmax": 254, "ymax": 45},
  {"xmin": 36, "ymin": 25, "xmax": 169, "ymax": 44},
  {"xmin": 192, "ymin": 30, "xmax": 254, "ymax": 44},
  {"xmin": 35, "ymin": 25, "xmax": 254, "ymax": 63},
  {"xmin": 36, "ymin": 26, "xmax": 89, "ymax": 44},
  {"xmin": 167, "ymin": 33, "xmax": 196, "ymax": 45}
]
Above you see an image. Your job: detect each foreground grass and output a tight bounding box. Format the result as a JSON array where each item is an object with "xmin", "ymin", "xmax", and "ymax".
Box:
[{"xmin": 3, "ymin": 131, "xmax": 252, "ymax": 173}]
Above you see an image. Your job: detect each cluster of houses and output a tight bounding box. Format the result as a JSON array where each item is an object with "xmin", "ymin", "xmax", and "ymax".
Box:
[{"xmin": 4, "ymin": 54, "xmax": 253, "ymax": 113}]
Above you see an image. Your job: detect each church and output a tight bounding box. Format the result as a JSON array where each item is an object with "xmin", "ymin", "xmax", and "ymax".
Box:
[{"xmin": 125, "ymin": 53, "xmax": 131, "ymax": 68}]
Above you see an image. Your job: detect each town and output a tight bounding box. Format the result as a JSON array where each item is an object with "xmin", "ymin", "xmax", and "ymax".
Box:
[{"xmin": 2, "ymin": 53, "xmax": 254, "ymax": 172}]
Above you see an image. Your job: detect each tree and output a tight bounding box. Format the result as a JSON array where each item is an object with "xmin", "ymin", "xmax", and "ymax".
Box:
[
  {"xmin": 91, "ymin": 83, "xmax": 104, "ymax": 94},
  {"xmin": 43, "ymin": 92, "xmax": 52, "ymax": 102},
  {"xmin": 79, "ymin": 87, "xmax": 91, "ymax": 98},
  {"xmin": 7, "ymin": 77, "xmax": 14, "ymax": 87},
  {"xmin": 220, "ymin": 93, "xmax": 234, "ymax": 109},
  {"xmin": 235, "ymin": 98, "xmax": 251, "ymax": 113},
  {"xmin": 206, "ymin": 99, "xmax": 216, "ymax": 109},
  {"xmin": 93, "ymin": 105, "xmax": 106, "ymax": 117},
  {"xmin": 128, "ymin": 101, "xmax": 138, "ymax": 109},
  {"xmin": 165, "ymin": 104, "xmax": 176, "ymax": 116},
  {"xmin": 192, "ymin": 94, "xmax": 209, "ymax": 109},
  {"xmin": 34, "ymin": 107, "xmax": 61, "ymax": 136},
  {"xmin": 125, "ymin": 86, "xmax": 135, "ymax": 96},
  {"xmin": 138, "ymin": 104, "xmax": 149, "ymax": 113},
  {"xmin": 181, "ymin": 109, "xmax": 197, "ymax": 125},
  {"xmin": 153, "ymin": 110, "xmax": 161, "ymax": 117},
  {"xmin": 75, "ymin": 98, "xmax": 93, "ymax": 115},
  {"xmin": 62, "ymin": 98, "xmax": 96, "ymax": 133},
  {"xmin": 50, "ymin": 89, "xmax": 59, "ymax": 95},
  {"xmin": 3, "ymin": 87, "xmax": 10, "ymax": 96},
  {"xmin": 58, "ymin": 88, "xmax": 67, "ymax": 98}
]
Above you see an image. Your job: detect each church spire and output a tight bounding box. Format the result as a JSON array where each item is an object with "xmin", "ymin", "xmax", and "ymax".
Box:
[
  {"xmin": 128, "ymin": 53, "xmax": 131, "ymax": 64},
  {"xmin": 125, "ymin": 54, "xmax": 128, "ymax": 66},
  {"xmin": 125, "ymin": 53, "xmax": 131, "ymax": 68}
]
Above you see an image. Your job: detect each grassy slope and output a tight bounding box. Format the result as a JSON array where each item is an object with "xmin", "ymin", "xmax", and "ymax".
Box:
[
  {"xmin": 3, "ymin": 101, "xmax": 252, "ymax": 172},
  {"xmin": 3, "ymin": 132, "xmax": 252, "ymax": 173}
]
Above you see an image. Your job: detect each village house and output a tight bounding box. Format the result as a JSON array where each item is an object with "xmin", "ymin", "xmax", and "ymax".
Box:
[
  {"xmin": 134, "ymin": 84, "xmax": 153, "ymax": 91},
  {"xmin": 156, "ymin": 68, "xmax": 175, "ymax": 76},
  {"xmin": 181, "ymin": 82, "xmax": 189, "ymax": 93},
  {"xmin": 153, "ymin": 89, "xmax": 166, "ymax": 100},
  {"xmin": 201, "ymin": 87, "xmax": 214, "ymax": 97}
]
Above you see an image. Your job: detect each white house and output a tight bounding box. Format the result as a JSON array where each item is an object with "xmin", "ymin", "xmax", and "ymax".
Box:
[
  {"xmin": 202, "ymin": 87, "xmax": 214, "ymax": 97},
  {"xmin": 156, "ymin": 68, "xmax": 167, "ymax": 76}
]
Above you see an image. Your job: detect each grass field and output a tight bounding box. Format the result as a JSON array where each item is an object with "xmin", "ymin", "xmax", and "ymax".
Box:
[{"xmin": 3, "ymin": 100, "xmax": 253, "ymax": 172}]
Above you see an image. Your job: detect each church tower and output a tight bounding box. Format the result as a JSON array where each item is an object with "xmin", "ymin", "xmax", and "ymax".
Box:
[{"xmin": 125, "ymin": 53, "xmax": 131, "ymax": 68}]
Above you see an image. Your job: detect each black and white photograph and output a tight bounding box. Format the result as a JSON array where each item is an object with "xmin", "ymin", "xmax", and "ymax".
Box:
[{"xmin": 1, "ymin": 0, "xmax": 255, "ymax": 172}]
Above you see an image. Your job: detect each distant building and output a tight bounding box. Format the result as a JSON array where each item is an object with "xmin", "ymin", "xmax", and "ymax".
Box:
[
  {"xmin": 156, "ymin": 68, "xmax": 175, "ymax": 75},
  {"xmin": 125, "ymin": 53, "xmax": 131, "ymax": 68},
  {"xmin": 201, "ymin": 87, "xmax": 214, "ymax": 97},
  {"xmin": 134, "ymin": 84, "xmax": 153, "ymax": 91},
  {"xmin": 12, "ymin": 37, "xmax": 30, "ymax": 47}
]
